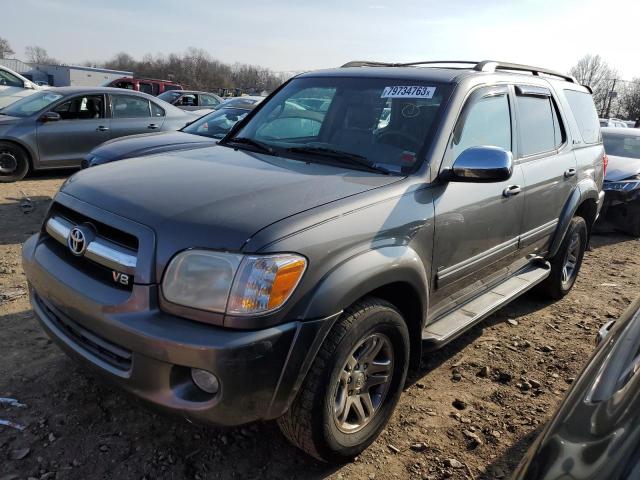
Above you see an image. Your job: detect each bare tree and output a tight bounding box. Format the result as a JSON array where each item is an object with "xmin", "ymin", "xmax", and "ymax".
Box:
[
  {"xmin": 569, "ymin": 55, "xmax": 617, "ymax": 115},
  {"xmin": 101, "ymin": 48, "xmax": 286, "ymax": 94},
  {"xmin": 25, "ymin": 45, "xmax": 57, "ymax": 64},
  {"xmin": 0, "ymin": 36, "xmax": 15, "ymax": 58},
  {"xmin": 620, "ymin": 79, "xmax": 640, "ymax": 122}
]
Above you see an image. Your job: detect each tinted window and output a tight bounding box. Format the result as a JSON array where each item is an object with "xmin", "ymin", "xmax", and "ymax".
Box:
[
  {"xmin": 184, "ymin": 107, "xmax": 250, "ymax": 139},
  {"xmin": 452, "ymin": 93, "xmax": 511, "ymax": 159},
  {"xmin": 565, "ymin": 90, "xmax": 601, "ymax": 144},
  {"xmin": 0, "ymin": 69, "xmax": 23, "ymax": 87},
  {"xmin": 163, "ymin": 84, "xmax": 182, "ymax": 92},
  {"xmin": 138, "ymin": 82, "xmax": 154, "ymax": 95},
  {"xmin": 53, "ymin": 95, "xmax": 105, "ymax": 120},
  {"xmin": 112, "ymin": 95, "xmax": 151, "ymax": 118},
  {"xmin": 516, "ymin": 95, "xmax": 557, "ymax": 156},
  {"xmin": 150, "ymin": 102, "xmax": 165, "ymax": 117},
  {"xmin": 603, "ymin": 133, "xmax": 640, "ymax": 159}
]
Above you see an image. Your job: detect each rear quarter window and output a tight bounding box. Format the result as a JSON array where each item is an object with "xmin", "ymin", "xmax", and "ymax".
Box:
[{"xmin": 564, "ymin": 90, "xmax": 601, "ymax": 144}]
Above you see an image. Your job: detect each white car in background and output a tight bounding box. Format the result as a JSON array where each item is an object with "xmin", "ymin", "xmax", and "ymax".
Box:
[{"xmin": 0, "ymin": 65, "xmax": 43, "ymax": 108}]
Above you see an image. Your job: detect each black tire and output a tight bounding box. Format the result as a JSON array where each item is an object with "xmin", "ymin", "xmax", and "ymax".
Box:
[
  {"xmin": 537, "ymin": 216, "xmax": 588, "ymax": 299},
  {"xmin": 277, "ymin": 297, "xmax": 409, "ymax": 462},
  {"xmin": 0, "ymin": 141, "xmax": 29, "ymax": 183}
]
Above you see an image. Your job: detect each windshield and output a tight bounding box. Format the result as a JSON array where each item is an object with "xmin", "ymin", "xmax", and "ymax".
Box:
[
  {"xmin": 225, "ymin": 77, "xmax": 451, "ymax": 174},
  {"xmin": 0, "ymin": 91, "xmax": 64, "ymax": 117},
  {"xmin": 604, "ymin": 133, "xmax": 640, "ymax": 159},
  {"xmin": 158, "ymin": 91, "xmax": 183, "ymax": 103},
  {"xmin": 183, "ymin": 107, "xmax": 251, "ymax": 139}
]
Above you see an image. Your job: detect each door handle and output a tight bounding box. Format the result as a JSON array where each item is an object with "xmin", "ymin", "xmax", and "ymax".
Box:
[
  {"xmin": 564, "ymin": 168, "xmax": 577, "ymax": 178},
  {"xmin": 96, "ymin": 125, "xmax": 109, "ymax": 132},
  {"xmin": 503, "ymin": 185, "xmax": 522, "ymax": 197},
  {"xmin": 148, "ymin": 123, "xmax": 159, "ymax": 129}
]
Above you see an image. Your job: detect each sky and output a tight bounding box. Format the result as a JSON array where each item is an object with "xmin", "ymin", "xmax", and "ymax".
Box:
[{"xmin": 3, "ymin": 0, "xmax": 640, "ymax": 79}]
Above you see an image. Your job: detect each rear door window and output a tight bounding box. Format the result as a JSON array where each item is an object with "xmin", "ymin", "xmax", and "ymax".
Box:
[
  {"xmin": 138, "ymin": 82, "xmax": 154, "ymax": 95},
  {"xmin": 564, "ymin": 89, "xmax": 601, "ymax": 144},
  {"xmin": 111, "ymin": 94, "xmax": 151, "ymax": 118},
  {"xmin": 515, "ymin": 89, "xmax": 564, "ymax": 156},
  {"xmin": 200, "ymin": 94, "xmax": 220, "ymax": 107}
]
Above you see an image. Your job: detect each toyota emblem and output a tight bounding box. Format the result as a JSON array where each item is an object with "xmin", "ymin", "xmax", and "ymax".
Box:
[{"xmin": 68, "ymin": 227, "xmax": 88, "ymax": 256}]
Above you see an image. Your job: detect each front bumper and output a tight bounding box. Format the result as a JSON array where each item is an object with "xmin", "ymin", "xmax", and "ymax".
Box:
[{"xmin": 22, "ymin": 233, "xmax": 338, "ymax": 426}]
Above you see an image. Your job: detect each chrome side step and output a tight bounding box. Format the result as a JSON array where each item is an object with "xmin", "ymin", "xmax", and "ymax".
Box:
[{"xmin": 422, "ymin": 262, "xmax": 550, "ymax": 350}]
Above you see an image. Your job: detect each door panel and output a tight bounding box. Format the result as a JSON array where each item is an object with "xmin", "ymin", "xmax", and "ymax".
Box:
[
  {"xmin": 515, "ymin": 85, "xmax": 577, "ymax": 255},
  {"xmin": 36, "ymin": 94, "xmax": 110, "ymax": 166},
  {"xmin": 430, "ymin": 85, "xmax": 525, "ymax": 317},
  {"xmin": 109, "ymin": 94, "xmax": 161, "ymax": 139}
]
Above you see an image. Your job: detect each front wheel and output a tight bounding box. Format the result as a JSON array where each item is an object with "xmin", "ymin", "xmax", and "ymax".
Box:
[
  {"xmin": 537, "ymin": 216, "xmax": 588, "ymax": 299},
  {"xmin": 277, "ymin": 298, "xmax": 409, "ymax": 462},
  {"xmin": 0, "ymin": 142, "xmax": 29, "ymax": 183}
]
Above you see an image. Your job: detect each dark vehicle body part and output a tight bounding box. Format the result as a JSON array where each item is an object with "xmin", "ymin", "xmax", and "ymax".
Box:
[
  {"xmin": 105, "ymin": 77, "xmax": 182, "ymax": 96},
  {"xmin": 84, "ymin": 105, "xmax": 255, "ymax": 167},
  {"xmin": 512, "ymin": 297, "xmax": 640, "ymax": 480},
  {"xmin": 157, "ymin": 90, "xmax": 223, "ymax": 111},
  {"xmin": 23, "ymin": 60, "xmax": 604, "ymax": 461},
  {"xmin": 598, "ymin": 127, "xmax": 640, "ymax": 236},
  {"xmin": 0, "ymin": 87, "xmax": 195, "ymax": 181}
]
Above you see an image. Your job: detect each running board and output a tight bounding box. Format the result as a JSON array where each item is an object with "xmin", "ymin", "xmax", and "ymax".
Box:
[{"xmin": 422, "ymin": 262, "xmax": 550, "ymax": 350}]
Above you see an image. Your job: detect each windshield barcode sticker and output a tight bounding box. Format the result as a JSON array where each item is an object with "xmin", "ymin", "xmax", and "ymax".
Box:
[{"xmin": 381, "ymin": 86, "xmax": 436, "ymax": 99}]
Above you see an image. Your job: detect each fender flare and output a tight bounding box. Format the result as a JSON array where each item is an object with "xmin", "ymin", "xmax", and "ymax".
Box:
[
  {"xmin": 549, "ymin": 179, "xmax": 600, "ymax": 258},
  {"xmin": 301, "ymin": 245, "xmax": 430, "ymax": 325},
  {"xmin": 267, "ymin": 245, "xmax": 430, "ymax": 418}
]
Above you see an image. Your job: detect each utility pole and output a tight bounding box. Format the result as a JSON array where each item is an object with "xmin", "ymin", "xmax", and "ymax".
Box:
[{"xmin": 604, "ymin": 78, "xmax": 617, "ymax": 118}]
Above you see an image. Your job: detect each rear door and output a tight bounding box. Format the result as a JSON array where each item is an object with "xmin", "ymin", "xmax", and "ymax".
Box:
[
  {"xmin": 108, "ymin": 93, "xmax": 165, "ymax": 139},
  {"xmin": 515, "ymin": 84, "xmax": 577, "ymax": 255},
  {"xmin": 36, "ymin": 94, "xmax": 110, "ymax": 166}
]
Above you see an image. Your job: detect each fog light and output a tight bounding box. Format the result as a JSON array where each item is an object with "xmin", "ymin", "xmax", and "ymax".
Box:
[{"xmin": 191, "ymin": 368, "xmax": 219, "ymax": 394}]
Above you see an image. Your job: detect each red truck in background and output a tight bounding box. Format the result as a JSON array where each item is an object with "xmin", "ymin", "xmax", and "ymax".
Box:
[{"xmin": 106, "ymin": 77, "xmax": 182, "ymax": 96}]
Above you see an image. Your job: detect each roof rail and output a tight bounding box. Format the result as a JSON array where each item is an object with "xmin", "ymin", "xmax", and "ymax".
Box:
[
  {"xmin": 473, "ymin": 60, "xmax": 576, "ymax": 83},
  {"xmin": 340, "ymin": 59, "xmax": 577, "ymax": 84}
]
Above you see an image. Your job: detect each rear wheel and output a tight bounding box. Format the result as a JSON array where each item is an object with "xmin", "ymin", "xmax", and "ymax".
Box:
[
  {"xmin": 0, "ymin": 142, "xmax": 29, "ymax": 183},
  {"xmin": 537, "ymin": 216, "xmax": 588, "ymax": 299},
  {"xmin": 277, "ymin": 298, "xmax": 409, "ymax": 462}
]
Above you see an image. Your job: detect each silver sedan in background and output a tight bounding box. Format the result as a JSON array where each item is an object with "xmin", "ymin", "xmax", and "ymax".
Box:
[{"xmin": 0, "ymin": 87, "xmax": 196, "ymax": 182}]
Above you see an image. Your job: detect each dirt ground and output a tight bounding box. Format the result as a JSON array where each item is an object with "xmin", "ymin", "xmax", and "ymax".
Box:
[{"xmin": 1, "ymin": 172, "xmax": 639, "ymax": 480}]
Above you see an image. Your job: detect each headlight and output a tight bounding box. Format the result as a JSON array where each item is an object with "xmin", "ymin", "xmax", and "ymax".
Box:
[{"xmin": 161, "ymin": 250, "xmax": 306, "ymax": 316}]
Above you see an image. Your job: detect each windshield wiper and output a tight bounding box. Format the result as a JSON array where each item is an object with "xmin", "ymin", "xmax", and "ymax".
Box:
[
  {"xmin": 224, "ymin": 137, "xmax": 276, "ymax": 155},
  {"xmin": 287, "ymin": 146, "xmax": 390, "ymax": 174}
]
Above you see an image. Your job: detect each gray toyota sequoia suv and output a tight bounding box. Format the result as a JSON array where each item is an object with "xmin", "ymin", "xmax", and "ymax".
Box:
[{"xmin": 22, "ymin": 60, "xmax": 605, "ymax": 462}]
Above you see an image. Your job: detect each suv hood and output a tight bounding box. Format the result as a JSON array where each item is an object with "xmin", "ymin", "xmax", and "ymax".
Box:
[
  {"xmin": 91, "ymin": 131, "xmax": 215, "ymax": 161},
  {"xmin": 62, "ymin": 145, "xmax": 400, "ymax": 263},
  {"xmin": 606, "ymin": 154, "xmax": 640, "ymax": 182}
]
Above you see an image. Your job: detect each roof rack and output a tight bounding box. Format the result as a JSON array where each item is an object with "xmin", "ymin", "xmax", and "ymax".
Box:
[{"xmin": 340, "ymin": 59, "xmax": 577, "ymax": 84}]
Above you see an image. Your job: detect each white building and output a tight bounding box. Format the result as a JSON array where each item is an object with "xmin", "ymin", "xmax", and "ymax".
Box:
[{"xmin": 0, "ymin": 58, "xmax": 131, "ymax": 87}]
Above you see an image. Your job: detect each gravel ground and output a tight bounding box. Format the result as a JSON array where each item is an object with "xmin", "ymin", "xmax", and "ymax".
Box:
[{"xmin": 1, "ymin": 172, "xmax": 639, "ymax": 480}]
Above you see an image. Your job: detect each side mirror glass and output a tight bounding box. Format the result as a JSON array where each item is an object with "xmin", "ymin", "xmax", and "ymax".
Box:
[
  {"xmin": 449, "ymin": 146, "xmax": 513, "ymax": 183},
  {"xmin": 40, "ymin": 111, "xmax": 61, "ymax": 122}
]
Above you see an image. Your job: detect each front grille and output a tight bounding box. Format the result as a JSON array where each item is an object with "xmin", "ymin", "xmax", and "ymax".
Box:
[
  {"xmin": 43, "ymin": 202, "xmax": 138, "ymax": 290},
  {"xmin": 36, "ymin": 294, "xmax": 132, "ymax": 372}
]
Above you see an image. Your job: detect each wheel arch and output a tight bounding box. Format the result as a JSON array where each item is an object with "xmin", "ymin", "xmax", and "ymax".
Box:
[
  {"xmin": 549, "ymin": 181, "xmax": 600, "ymax": 258},
  {"xmin": 0, "ymin": 138, "xmax": 36, "ymax": 170}
]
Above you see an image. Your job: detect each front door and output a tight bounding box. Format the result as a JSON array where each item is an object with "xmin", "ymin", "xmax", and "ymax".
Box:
[
  {"xmin": 431, "ymin": 85, "xmax": 525, "ymax": 318},
  {"xmin": 36, "ymin": 94, "xmax": 110, "ymax": 167}
]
